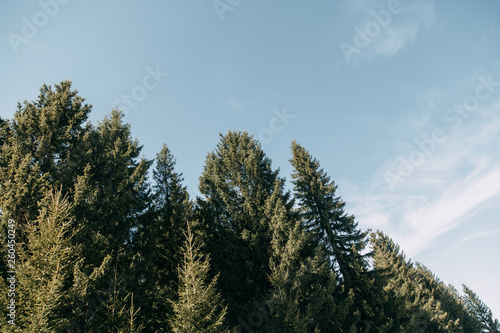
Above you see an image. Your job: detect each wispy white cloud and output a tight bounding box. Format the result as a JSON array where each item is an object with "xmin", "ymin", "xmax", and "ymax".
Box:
[
  {"xmin": 441, "ymin": 223, "xmax": 500, "ymax": 255},
  {"xmin": 458, "ymin": 228, "xmax": 500, "ymax": 245},
  {"xmin": 370, "ymin": 25, "xmax": 418, "ymax": 58},
  {"xmin": 339, "ymin": 0, "xmax": 436, "ymax": 65},
  {"xmin": 345, "ymin": 74, "xmax": 500, "ymax": 258},
  {"xmin": 470, "ymin": 276, "xmax": 500, "ymax": 291},
  {"xmin": 398, "ymin": 165, "xmax": 500, "ymax": 256},
  {"xmin": 227, "ymin": 99, "xmax": 244, "ymax": 111}
]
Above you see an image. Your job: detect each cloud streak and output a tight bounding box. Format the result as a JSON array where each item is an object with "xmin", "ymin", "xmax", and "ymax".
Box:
[
  {"xmin": 459, "ymin": 228, "xmax": 500, "ymax": 245},
  {"xmin": 398, "ymin": 165, "xmax": 500, "ymax": 256},
  {"xmin": 346, "ymin": 76, "xmax": 500, "ymax": 257},
  {"xmin": 339, "ymin": 0, "xmax": 436, "ymax": 65}
]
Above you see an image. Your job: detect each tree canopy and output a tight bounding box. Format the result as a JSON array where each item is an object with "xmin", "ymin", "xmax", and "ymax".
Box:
[{"xmin": 0, "ymin": 81, "xmax": 498, "ymax": 332}]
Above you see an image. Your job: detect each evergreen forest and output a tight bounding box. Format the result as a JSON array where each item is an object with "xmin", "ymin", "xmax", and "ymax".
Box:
[{"xmin": 1, "ymin": 81, "xmax": 499, "ymax": 332}]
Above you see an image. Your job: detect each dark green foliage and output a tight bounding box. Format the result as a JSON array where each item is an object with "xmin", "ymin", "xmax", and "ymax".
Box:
[
  {"xmin": 69, "ymin": 110, "xmax": 150, "ymax": 331},
  {"xmin": 266, "ymin": 181, "xmax": 312, "ymax": 332},
  {"xmin": 371, "ymin": 231, "xmax": 483, "ymax": 332},
  {"xmin": 265, "ymin": 179, "xmax": 338, "ymax": 332},
  {"xmin": 289, "ymin": 141, "xmax": 368, "ymax": 287},
  {"xmin": 0, "ymin": 82, "xmax": 149, "ymax": 331},
  {"xmin": 196, "ymin": 131, "xmax": 287, "ymax": 325},
  {"xmin": 72, "ymin": 109, "xmax": 151, "ymax": 267},
  {"xmin": 0, "ymin": 81, "xmax": 90, "ymax": 224},
  {"xmin": 463, "ymin": 285, "xmax": 500, "ymax": 333},
  {"xmin": 290, "ymin": 141, "xmax": 379, "ymax": 331},
  {"xmin": 135, "ymin": 144, "xmax": 192, "ymax": 331}
]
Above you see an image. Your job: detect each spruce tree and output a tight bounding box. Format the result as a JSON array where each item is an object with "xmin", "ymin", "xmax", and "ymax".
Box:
[
  {"xmin": 463, "ymin": 285, "xmax": 499, "ymax": 333},
  {"xmin": 68, "ymin": 110, "xmax": 150, "ymax": 330},
  {"xmin": 290, "ymin": 141, "xmax": 375, "ymax": 330},
  {"xmin": 265, "ymin": 180, "xmax": 338, "ymax": 332},
  {"xmin": 73, "ymin": 109, "xmax": 150, "ymax": 266},
  {"xmin": 196, "ymin": 131, "xmax": 287, "ymax": 325},
  {"xmin": 94, "ymin": 266, "xmax": 144, "ymax": 333},
  {"xmin": 135, "ymin": 143, "xmax": 192, "ymax": 331},
  {"xmin": 169, "ymin": 223, "xmax": 228, "ymax": 332},
  {"xmin": 266, "ymin": 184, "xmax": 311, "ymax": 332},
  {"xmin": 0, "ymin": 147, "xmax": 50, "ymax": 289},
  {"xmin": 0, "ymin": 82, "xmax": 151, "ymax": 330},
  {"xmin": 12, "ymin": 190, "xmax": 88, "ymax": 331},
  {"xmin": 0, "ymin": 81, "xmax": 91, "ymax": 223},
  {"xmin": 289, "ymin": 141, "xmax": 368, "ymax": 287},
  {"xmin": 370, "ymin": 231, "xmax": 415, "ymax": 331},
  {"xmin": 0, "ymin": 82, "xmax": 90, "ymax": 302},
  {"xmin": 371, "ymin": 231, "xmax": 482, "ymax": 332}
]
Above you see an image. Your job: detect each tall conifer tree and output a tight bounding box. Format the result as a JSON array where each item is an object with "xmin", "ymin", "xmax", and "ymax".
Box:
[
  {"xmin": 74, "ymin": 109, "xmax": 150, "ymax": 264},
  {"xmin": 463, "ymin": 285, "xmax": 500, "ymax": 333},
  {"xmin": 135, "ymin": 143, "xmax": 192, "ymax": 331},
  {"xmin": 0, "ymin": 82, "xmax": 150, "ymax": 330},
  {"xmin": 290, "ymin": 141, "xmax": 367, "ymax": 287},
  {"xmin": 169, "ymin": 223, "xmax": 228, "ymax": 332},
  {"xmin": 196, "ymin": 131, "xmax": 288, "ymax": 325},
  {"xmin": 265, "ymin": 180, "xmax": 338, "ymax": 332},
  {"xmin": 69, "ymin": 110, "xmax": 150, "ymax": 330},
  {"xmin": 290, "ymin": 141, "xmax": 379, "ymax": 331},
  {"xmin": 371, "ymin": 231, "xmax": 481, "ymax": 332},
  {"xmin": 0, "ymin": 80, "xmax": 90, "ymax": 231},
  {"xmin": 12, "ymin": 190, "xmax": 89, "ymax": 331}
]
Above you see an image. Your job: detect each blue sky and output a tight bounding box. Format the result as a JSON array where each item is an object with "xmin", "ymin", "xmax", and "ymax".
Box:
[{"xmin": 1, "ymin": 0, "xmax": 500, "ymax": 316}]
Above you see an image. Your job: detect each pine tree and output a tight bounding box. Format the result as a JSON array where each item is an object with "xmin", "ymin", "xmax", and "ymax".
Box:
[
  {"xmin": 289, "ymin": 141, "xmax": 368, "ymax": 287},
  {"xmin": 135, "ymin": 143, "xmax": 192, "ymax": 331},
  {"xmin": 463, "ymin": 285, "xmax": 500, "ymax": 333},
  {"xmin": 0, "ymin": 82, "xmax": 151, "ymax": 330},
  {"xmin": 265, "ymin": 180, "xmax": 311, "ymax": 332},
  {"xmin": 290, "ymin": 141, "xmax": 374, "ymax": 330},
  {"xmin": 0, "ymin": 84, "xmax": 90, "ymax": 319},
  {"xmin": 0, "ymin": 81, "xmax": 91, "ymax": 223},
  {"xmin": 11, "ymin": 190, "xmax": 88, "ymax": 331},
  {"xmin": 371, "ymin": 231, "xmax": 482, "ymax": 333},
  {"xmin": 73, "ymin": 109, "xmax": 150, "ymax": 266},
  {"xmin": 67, "ymin": 109, "xmax": 151, "ymax": 331},
  {"xmin": 196, "ymin": 131, "xmax": 287, "ymax": 325},
  {"xmin": 264, "ymin": 180, "xmax": 338, "ymax": 332},
  {"xmin": 169, "ymin": 223, "xmax": 228, "ymax": 332},
  {"xmin": 94, "ymin": 266, "xmax": 144, "ymax": 333},
  {"xmin": 0, "ymin": 147, "xmax": 50, "ymax": 292},
  {"xmin": 370, "ymin": 231, "xmax": 415, "ymax": 331}
]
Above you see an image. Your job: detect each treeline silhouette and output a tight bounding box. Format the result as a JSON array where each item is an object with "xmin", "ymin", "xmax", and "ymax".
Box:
[{"xmin": 0, "ymin": 81, "xmax": 498, "ymax": 332}]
